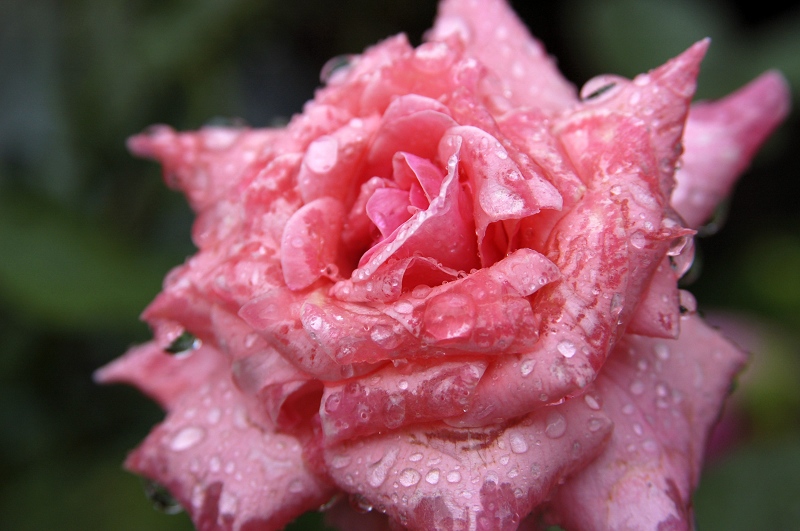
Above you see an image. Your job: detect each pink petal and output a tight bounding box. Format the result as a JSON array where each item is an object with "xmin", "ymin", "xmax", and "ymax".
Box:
[
  {"xmin": 239, "ymin": 287, "xmax": 383, "ymax": 381},
  {"xmin": 626, "ymin": 257, "xmax": 681, "ymax": 338},
  {"xmin": 119, "ymin": 345, "xmax": 335, "ymax": 531},
  {"xmin": 302, "ymin": 249, "xmax": 558, "ymax": 365},
  {"xmin": 429, "ymin": 0, "xmax": 577, "ymax": 113},
  {"xmin": 358, "ymin": 140, "xmax": 480, "ymax": 276},
  {"xmin": 365, "ymin": 94, "xmax": 458, "ymax": 179},
  {"xmin": 280, "ymin": 197, "xmax": 345, "ymax": 291},
  {"xmin": 297, "ymin": 115, "xmax": 379, "ymax": 204},
  {"xmin": 366, "ymin": 187, "xmax": 413, "ymax": 239},
  {"xmin": 128, "ymin": 126, "xmax": 281, "ymax": 211},
  {"xmin": 320, "ymin": 359, "xmax": 488, "ymax": 443},
  {"xmin": 673, "ymin": 71, "xmax": 791, "ymax": 228},
  {"xmin": 439, "ymin": 126, "xmax": 562, "ymax": 263},
  {"xmin": 546, "ymin": 313, "xmax": 747, "ymax": 531},
  {"xmin": 324, "ymin": 394, "xmax": 611, "ymax": 530}
]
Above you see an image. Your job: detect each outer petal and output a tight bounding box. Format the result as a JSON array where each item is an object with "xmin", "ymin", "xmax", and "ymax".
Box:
[
  {"xmin": 99, "ymin": 344, "xmax": 335, "ymax": 531},
  {"xmin": 324, "ymin": 396, "xmax": 612, "ymax": 531},
  {"xmin": 429, "ymin": 0, "xmax": 577, "ymax": 113},
  {"xmin": 673, "ymin": 71, "xmax": 791, "ymax": 229},
  {"xmin": 546, "ymin": 313, "xmax": 747, "ymax": 531}
]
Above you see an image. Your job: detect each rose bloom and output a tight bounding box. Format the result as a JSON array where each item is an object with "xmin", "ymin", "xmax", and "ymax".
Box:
[{"xmin": 97, "ymin": 0, "xmax": 790, "ymax": 529}]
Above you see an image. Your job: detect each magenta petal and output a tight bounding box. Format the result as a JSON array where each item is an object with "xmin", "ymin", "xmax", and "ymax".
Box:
[
  {"xmin": 546, "ymin": 314, "xmax": 747, "ymax": 530},
  {"xmin": 324, "ymin": 395, "xmax": 611, "ymax": 530},
  {"xmin": 121, "ymin": 346, "xmax": 335, "ymax": 531},
  {"xmin": 429, "ymin": 0, "xmax": 577, "ymax": 113},
  {"xmin": 673, "ymin": 71, "xmax": 791, "ymax": 228}
]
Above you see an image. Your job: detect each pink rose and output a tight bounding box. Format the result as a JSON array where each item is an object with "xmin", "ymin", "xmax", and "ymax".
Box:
[{"xmin": 97, "ymin": 0, "xmax": 790, "ymax": 529}]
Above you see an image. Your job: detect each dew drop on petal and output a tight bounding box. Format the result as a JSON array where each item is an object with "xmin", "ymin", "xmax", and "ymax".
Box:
[
  {"xmin": 398, "ymin": 468, "xmax": 422, "ymax": 487},
  {"xmin": 170, "ymin": 427, "xmax": 205, "ymax": 452},
  {"xmin": 509, "ymin": 432, "xmax": 529, "ymax": 454},
  {"xmin": 545, "ymin": 412, "xmax": 567, "ymax": 439},
  {"xmin": 446, "ymin": 470, "xmax": 462, "ymax": 483},
  {"xmin": 425, "ymin": 469, "xmax": 441, "ymax": 485},
  {"xmin": 557, "ymin": 341, "xmax": 576, "ymax": 358},
  {"xmin": 583, "ymin": 394, "xmax": 600, "ymax": 410}
]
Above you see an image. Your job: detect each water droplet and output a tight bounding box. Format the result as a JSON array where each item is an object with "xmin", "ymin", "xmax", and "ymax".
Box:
[
  {"xmin": 370, "ymin": 324, "xmax": 400, "ymax": 349},
  {"xmin": 330, "ymin": 454, "xmax": 351, "ymax": 469},
  {"xmin": 408, "ymin": 452, "xmax": 423, "ymax": 462},
  {"xmin": 425, "ymin": 469, "xmax": 441, "ymax": 485},
  {"xmin": 545, "ymin": 412, "xmax": 567, "ymax": 439},
  {"xmin": 398, "ymin": 380, "xmax": 409, "ymax": 390},
  {"xmin": 518, "ymin": 359, "xmax": 536, "ymax": 377},
  {"xmin": 411, "ymin": 284, "xmax": 432, "ymax": 298},
  {"xmin": 395, "ymin": 301, "xmax": 414, "ymax": 314},
  {"xmin": 629, "ymin": 380, "xmax": 645, "ymax": 396},
  {"xmin": 499, "ymin": 454, "xmax": 510, "ymax": 465},
  {"xmin": 587, "ymin": 417, "xmax": 605, "ymax": 432},
  {"xmin": 446, "ymin": 470, "xmax": 462, "ymax": 483},
  {"xmin": 633, "ymin": 423, "xmax": 644, "ymax": 436},
  {"xmin": 143, "ymin": 479, "xmax": 183, "ymax": 515},
  {"xmin": 165, "ymin": 331, "xmax": 200, "ymax": 355},
  {"xmin": 367, "ymin": 447, "xmax": 399, "ymax": 488},
  {"xmin": 423, "ymin": 293, "xmax": 476, "ymax": 341},
  {"xmin": 288, "ymin": 479, "xmax": 305, "ymax": 494},
  {"xmin": 170, "ymin": 427, "xmax": 205, "ymax": 452},
  {"xmin": 622, "ymin": 403, "xmax": 635, "ymax": 415},
  {"xmin": 305, "ymin": 136, "xmax": 339, "ymax": 174},
  {"xmin": 630, "ymin": 231, "xmax": 647, "ymax": 249},
  {"xmin": 206, "ymin": 408, "xmax": 221, "ymax": 425},
  {"xmin": 580, "ymin": 75, "xmax": 621, "ymax": 101},
  {"xmin": 584, "ymin": 394, "xmax": 600, "ymax": 410},
  {"xmin": 656, "ymin": 383, "xmax": 669, "ymax": 397},
  {"xmin": 509, "ymin": 432, "xmax": 529, "ymax": 454},
  {"xmin": 398, "ymin": 468, "xmax": 422, "ymax": 487},
  {"xmin": 557, "ymin": 341, "xmax": 576, "ymax": 358},
  {"xmin": 209, "ymin": 455, "xmax": 221, "ymax": 472},
  {"xmin": 351, "ymin": 493, "xmax": 374, "ymax": 513},
  {"xmin": 320, "ymin": 55, "xmax": 352, "ymax": 84},
  {"xmin": 643, "ymin": 439, "xmax": 658, "ymax": 453}
]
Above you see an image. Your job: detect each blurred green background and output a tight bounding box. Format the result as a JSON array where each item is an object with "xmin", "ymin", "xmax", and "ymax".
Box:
[{"xmin": 1, "ymin": 0, "xmax": 798, "ymax": 529}]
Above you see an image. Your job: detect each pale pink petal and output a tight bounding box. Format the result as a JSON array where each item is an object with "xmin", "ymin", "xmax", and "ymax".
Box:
[
  {"xmin": 429, "ymin": 0, "xmax": 577, "ymax": 113},
  {"xmin": 280, "ymin": 197, "xmax": 345, "ymax": 291},
  {"xmin": 673, "ymin": 71, "xmax": 791, "ymax": 228},
  {"xmin": 324, "ymin": 395, "xmax": 611, "ymax": 530},
  {"xmin": 546, "ymin": 313, "xmax": 747, "ymax": 531},
  {"xmin": 119, "ymin": 346, "xmax": 335, "ymax": 531}
]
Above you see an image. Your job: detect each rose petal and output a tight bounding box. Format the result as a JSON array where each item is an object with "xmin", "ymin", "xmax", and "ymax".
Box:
[
  {"xmin": 429, "ymin": 0, "xmax": 577, "ymax": 113},
  {"xmin": 673, "ymin": 71, "xmax": 791, "ymax": 229},
  {"xmin": 302, "ymin": 249, "xmax": 558, "ymax": 365},
  {"xmin": 439, "ymin": 126, "xmax": 562, "ymax": 263},
  {"xmin": 320, "ymin": 359, "xmax": 488, "ymax": 443},
  {"xmin": 358, "ymin": 139, "xmax": 480, "ymax": 276},
  {"xmin": 239, "ymin": 287, "xmax": 383, "ymax": 381},
  {"xmin": 626, "ymin": 257, "xmax": 681, "ymax": 338},
  {"xmin": 545, "ymin": 314, "xmax": 747, "ymax": 531},
  {"xmin": 118, "ymin": 345, "xmax": 335, "ymax": 531},
  {"xmin": 324, "ymin": 394, "xmax": 611, "ymax": 530},
  {"xmin": 281, "ymin": 197, "xmax": 345, "ymax": 291},
  {"xmin": 366, "ymin": 187, "xmax": 414, "ymax": 239}
]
